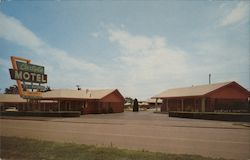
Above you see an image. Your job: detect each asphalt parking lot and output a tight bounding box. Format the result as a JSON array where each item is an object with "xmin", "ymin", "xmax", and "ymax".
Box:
[{"xmin": 1, "ymin": 110, "xmax": 250, "ymax": 160}]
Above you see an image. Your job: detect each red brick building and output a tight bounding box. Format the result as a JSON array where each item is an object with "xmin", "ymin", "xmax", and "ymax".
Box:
[
  {"xmin": 153, "ymin": 81, "xmax": 250, "ymax": 112},
  {"xmin": 0, "ymin": 89, "xmax": 125, "ymax": 114}
]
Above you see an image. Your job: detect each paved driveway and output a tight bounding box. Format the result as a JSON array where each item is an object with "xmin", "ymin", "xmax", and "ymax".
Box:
[{"xmin": 1, "ymin": 110, "xmax": 250, "ymax": 160}]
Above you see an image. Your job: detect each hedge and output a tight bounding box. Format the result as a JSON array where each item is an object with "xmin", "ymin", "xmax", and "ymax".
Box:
[
  {"xmin": 0, "ymin": 111, "xmax": 80, "ymax": 117},
  {"xmin": 169, "ymin": 111, "xmax": 250, "ymax": 122}
]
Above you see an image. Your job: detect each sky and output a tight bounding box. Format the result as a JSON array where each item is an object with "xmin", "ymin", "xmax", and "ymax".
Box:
[{"xmin": 0, "ymin": 0, "xmax": 249, "ymax": 100}]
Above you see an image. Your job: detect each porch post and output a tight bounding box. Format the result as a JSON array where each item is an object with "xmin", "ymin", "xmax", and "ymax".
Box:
[
  {"xmin": 155, "ymin": 98, "xmax": 158, "ymax": 112},
  {"xmin": 38, "ymin": 100, "xmax": 41, "ymax": 111},
  {"xmin": 58, "ymin": 100, "xmax": 61, "ymax": 112},
  {"xmin": 26, "ymin": 99, "xmax": 28, "ymax": 111},
  {"xmin": 166, "ymin": 99, "xmax": 169, "ymax": 112},
  {"xmin": 181, "ymin": 99, "xmax": 184, "ymax": 112},
  {"xmin": 98, "ymin": 101, "xmax": 101, "ymax": 113},
  {"xmin": 201, "ymin": 98, "xmax": 205, "ymax": 112},
  {"xmin": 194, "ymin": 98, "xmax": 196, "ymax": 112}
]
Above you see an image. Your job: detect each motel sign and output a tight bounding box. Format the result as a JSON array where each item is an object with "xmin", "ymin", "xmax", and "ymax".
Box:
[
  {"xmin": 9, "ymin": 68, "xmax": 47, "ymax": 83},
  {"xmin": 9, "ymin": 56, "xmax": 47, "ymax": 99}
]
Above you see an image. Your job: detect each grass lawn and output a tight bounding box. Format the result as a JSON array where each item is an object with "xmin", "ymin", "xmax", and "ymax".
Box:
[{"xmin": 0, "ymin": 136, "xmax": 229, "ymax": 160}]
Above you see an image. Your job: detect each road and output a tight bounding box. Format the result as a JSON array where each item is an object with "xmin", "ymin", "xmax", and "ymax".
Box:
[{"xmin": 1, "ymin": 110, "xmax": 250, "ymax": 160}]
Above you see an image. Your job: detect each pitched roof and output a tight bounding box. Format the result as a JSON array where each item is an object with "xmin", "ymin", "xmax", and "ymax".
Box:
[
  {"xmin": 0, "ymin": 94, "xmax": 55, "ymax": 103},
  {"xmin": 153, "ymin": 81, "xmax": 234, "ymax": 98},
  {"xmin": 0, "ymin": 89, "xmax": 119, "ymax": 102},
  {"xmin": 0, "ymin": 94, "xmax": 27, "ymax": 103},
  {"xmin": 42, "ymin": 89, "xmax": 116, "ymax": 100}
]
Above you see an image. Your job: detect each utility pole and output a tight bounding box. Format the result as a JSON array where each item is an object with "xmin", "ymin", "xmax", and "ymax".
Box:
[{"xmin": 209, "ymin": 73, "xmax": 211, "ymax": 84}]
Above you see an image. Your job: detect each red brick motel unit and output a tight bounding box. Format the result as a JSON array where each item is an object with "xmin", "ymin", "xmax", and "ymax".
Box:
[
  {"xmin": 0, "ymin": 89, "xmax": 125, "ymax": 114},
  {"xmin": 153, "ymin": 81, "xmax": 250, "ymax": 112},
  {"xmin": 0, "ymin": 94, "xmax": 57, "ymax": 112}
]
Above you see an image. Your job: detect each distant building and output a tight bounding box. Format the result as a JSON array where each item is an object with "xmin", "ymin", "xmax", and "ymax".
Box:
[
  {"xmin": 146, "ymin": 98, "xmax": 162, "ymax": 108},
  {"xmin": 138, "ymin": 101, "xmax": 149, "ymax": 108},
  {"xmin": 137, "ymin": 98, "xmax": 163, "ymax": 109},
  {"xmin": 124, "ymin": 102, "xmax": 132, "ymax": 108},
  {"xmin": 153, "ymin": 81, "xmax": 250, "ymax": 112},
  {"xmin": 0, "ymin": 89, "xmax": 125, "ymax": 114}
]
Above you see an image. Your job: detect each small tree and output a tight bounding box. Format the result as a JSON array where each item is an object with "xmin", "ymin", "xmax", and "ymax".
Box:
[
  {"xmin": 46, "ymin": 86, "xmax": 51, "ymax": 91},
  {"xmin": 133, "ymin": 98, "xmax": 139, "ymax": 112},
  {"xmin": 125, "ymin": 97, "xmax": 133, "ymax": 104},
  {"xmin": 42, "ymin": 86, "xmax": 51, "ymax": 92},
  {"xmin": 4, "ymin": 85, "xmax": 18, "ymax": 94}
]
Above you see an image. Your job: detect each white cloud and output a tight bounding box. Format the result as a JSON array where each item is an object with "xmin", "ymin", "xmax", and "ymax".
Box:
[
  {"xmin": 219, "ymin": 2, "xmax": 249, "ymax": 27},
  {"xmin": 91, "ymin": 32, "xmax": 99, "ymax": 38},
  {"xmin": 108, "ymin": 28, "xmax": 188, "ymax": 74},
  {"xmin": 0, "ymin": 58, "xmax": 10, "ymax": 72},
  {"xmin": 0, "ymin": 11, "xmax": 102, "ymax": 88},
  {"xmin": 190, "ymin": 37, "xmax": 250, "ymax": 89},
  {"xmin": 108, "ymin": 28, "xmax": 189, "ymax": 98},
  {"xmin": 109, "ymin": 30, "xmax": 154, "ymax": 53},
  {"xmin": 107, "ymin": 27, "xmax": 250, "ymax": 98},
  {"xmin": 0, "ymin": 12, "xmax": 43, "ymax": 49}
]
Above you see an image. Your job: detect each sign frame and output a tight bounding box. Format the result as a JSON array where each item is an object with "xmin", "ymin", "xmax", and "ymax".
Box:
[{"xmin": 9, "ymin": 56, "xmax": 46, "ymax": 99}]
